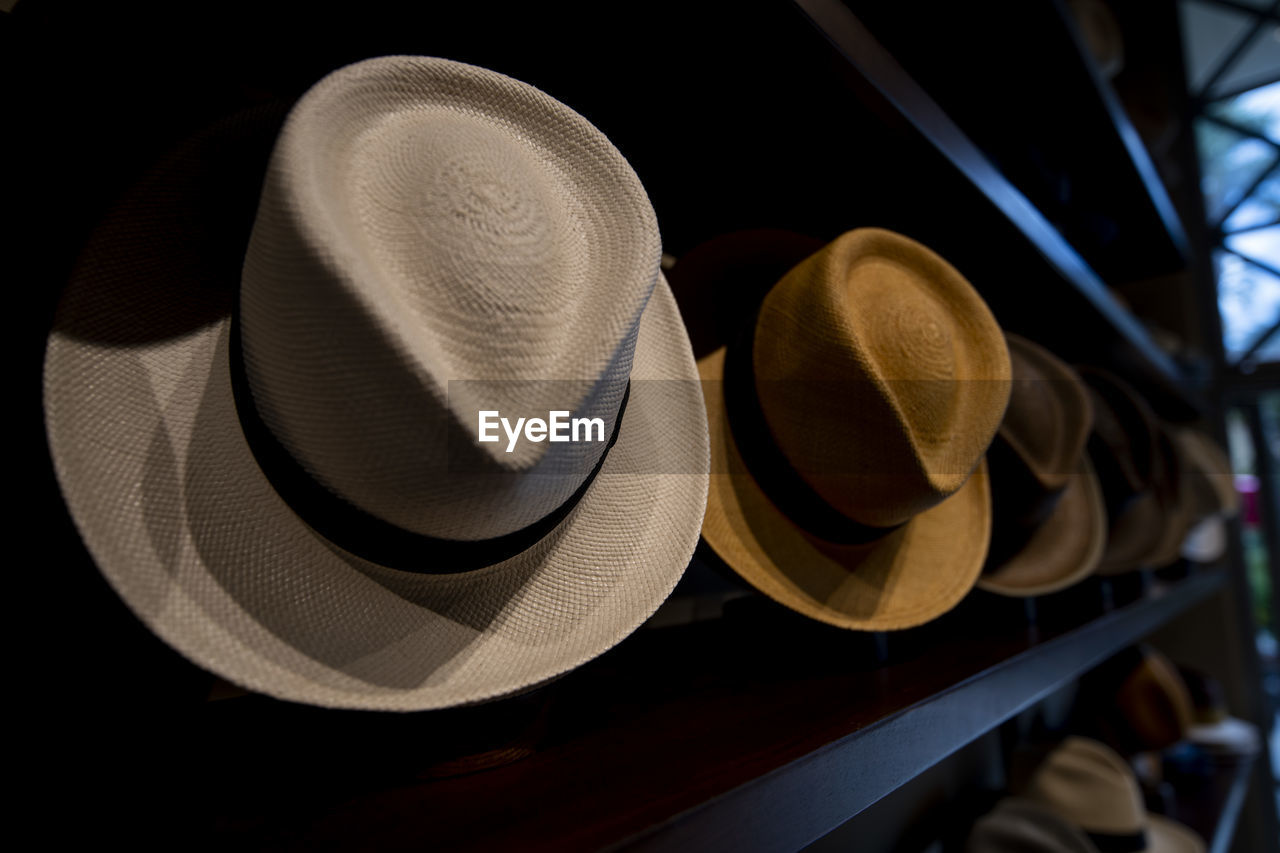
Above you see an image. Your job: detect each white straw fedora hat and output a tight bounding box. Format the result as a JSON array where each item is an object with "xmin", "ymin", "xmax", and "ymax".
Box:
[
  {"xmin": 43, "ymin": 56, "xmax": 709, "ymax": 710},
  {"xmin": 1024, "ymin": 737, "xmax": 1205, "ymax": 853},
  {"xmin": 966, "ymin": 798, "xmax": 1101, "ymax": 853},
  {"xmin": 700, "ymin": 228, "xmax": 1011, "ymax": 630}
]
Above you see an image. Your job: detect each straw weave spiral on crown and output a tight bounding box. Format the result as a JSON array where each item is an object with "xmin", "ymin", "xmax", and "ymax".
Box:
[{"xmin": 240, "ymin": 57, "xmax": 661, "ymax": 541}]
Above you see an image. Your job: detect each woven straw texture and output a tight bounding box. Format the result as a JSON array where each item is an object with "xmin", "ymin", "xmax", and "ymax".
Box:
[
  {"xmin": 700, "ymin": 229, "xmax": 1010, "ymax": 630},
  {"xmin": 43, "ymin": 56, "xmax": 709, "ymax": 710},
  {"xmin": 752, "ymin": 229, "xmax": 1010, "ymax": 528},
  {"xmin": 241, "ymin": 57, "xmax": 656, "ymax": 540}
]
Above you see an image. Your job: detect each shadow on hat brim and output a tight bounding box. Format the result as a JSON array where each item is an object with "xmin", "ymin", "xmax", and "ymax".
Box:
[
  {"xmin": 1096, "ymin": 488, "xmax": 1166, "ymax": 575},
  {"xmin": 978, "ymin": 455, "xmax": 1107, "ymax": 597},
  {"xmin": 43, "ymin": 99, "xmax": 711, "ymax": 711},
  {"xmin": 966, "ymin": 798, "xmax": 1101, "ymax": 853},
  {"xmin": 698, "ymin": 348, "xmax": 990, "ymax": 631}
]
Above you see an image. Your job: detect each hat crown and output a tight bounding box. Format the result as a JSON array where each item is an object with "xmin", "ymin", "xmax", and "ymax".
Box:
[
  {"xmin": 1000, "ymin": 336, "xmax": 1092, "ymax": 491},
  {"xmin": 1116, "ymin": 648, "xmax": 1194, "ymax": 751},
  {"xmin": 239, "ymin": 56, "xmax": 660, "ymax": 542},
  {"xmin": 752, "ymin": 229, "xmax": 1010, "ymax": 527},
  {"xmin": 1025, "ymin": 737, "xmax": 1147, "ymax": 836},
  {"xmin": 1082, "ymin": 369, "xmax": 1159, "ymax": 492},
  {"xmin": 1178, "ymin": 429, "xmax": 1239, "ymax": 518}
]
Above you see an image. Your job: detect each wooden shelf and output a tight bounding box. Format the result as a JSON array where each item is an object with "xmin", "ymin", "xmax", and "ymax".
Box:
[
  {"xmin": 790, "ymin": 0, "xmax": 1201, "ymax": 416},
  {"xmin": 13, "ymin": 0, "xmax": 1204, "ymax": 422},
  {"xmin": 832, "ymin": 0, "xmax": 1191, "ymax": 282},
  {"xmin": 194, "ymin": 571, "xmax": 1225, "ymax": 850},
  {"xmin": 1049, "ymin": 0, "xmax": 1193, "ymax": 265}
]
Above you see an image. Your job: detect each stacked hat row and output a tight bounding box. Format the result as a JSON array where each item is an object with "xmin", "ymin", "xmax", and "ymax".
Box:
[
  {"xmin": 43, "ymin": 56, "xmax": 1236, "ymax": 711},
  {"xmin": 967, "ymin": 646, "xmax": 1260, "ymax": 853},
  {"xmin": 694, "ymin": 241, "xmax": 1237, "ymax": 628},
  {"xmin": 969, "ymin": 738, "xmax": 1206, "ymax": 853}
]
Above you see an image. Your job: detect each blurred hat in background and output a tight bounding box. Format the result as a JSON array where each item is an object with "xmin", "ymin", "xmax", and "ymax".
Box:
[
  {"xmin": 1079, "ymin": 369, "xmax": 1169, "ymax": 574},
  {"xmin": 979, "ymin": 335, "xmax": 1106, "ymax": 597},
  {"xmin": 1024, "ymin": 737, "xmax": 1205, "ymax": 853}
]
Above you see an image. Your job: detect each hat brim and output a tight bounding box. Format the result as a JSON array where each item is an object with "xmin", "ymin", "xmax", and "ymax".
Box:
[
  {"xmin": 698, "ymin": 347, "xmax": 990, "ymax": 631},
  {"xmin": 1181, "ymin": 516, "xmax": 1227, "ymax": 563},
  {"xmin": 1146, "ymin": 815, "xmax": 1206, "ymax": 853},
  {"xmin": 1096, "ymin": 490, "xmax": 1167, "ymax": 575},
  {"xmin": 43, "ymin": 110, "xmax": 709, "ymax": 711},
  {"xmin": 978, "ymin": 455, "xmax": 1108, "ymax": 597}
]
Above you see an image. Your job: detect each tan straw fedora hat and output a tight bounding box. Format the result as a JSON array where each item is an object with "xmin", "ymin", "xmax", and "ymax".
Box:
[
  {"xmin": 1176, "ymin": 667, "xmax": 1262, "ymax": 760},
  {"xmin": 978, "ymin": 335, "xmax": 1107, "ymax": 597},
  {"xmin": 1145, "ymin": 425, "xmax": 1197, "ymax": 570},
  {"xmin": 1088, "ymin": 646, "xmax": 1194, "ymax": 754},
  {"xmin": 1025, "ymin": 737, "xmax": 1205, "ymax": 853},
  {"xmin": 699, "ymin": 228, "xmax": 1011, "ymax": 630},
  {"xmin": 1112, "ymin": 646, "xmax": 1194, "ymax": 753},
  {"xmin": 1079, "ymin": 369, "xmax": 1168, "ymax": 575},
  {"xmin": 43, "ymin": 56, "xmax": 709, "ymax": 710}
]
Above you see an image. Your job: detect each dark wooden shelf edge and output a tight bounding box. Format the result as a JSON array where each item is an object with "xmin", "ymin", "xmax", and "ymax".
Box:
[
  {"xmin": 791, "ymin": 0, "xmax": 1198, "ymax": 409},
  {"xmin": 621, "ymin": 572, "xmax": 1225, "ymax": 852},
  {"xmin": 1048, "ymin": 0, "xmax": 1193, "ymax": 262}
]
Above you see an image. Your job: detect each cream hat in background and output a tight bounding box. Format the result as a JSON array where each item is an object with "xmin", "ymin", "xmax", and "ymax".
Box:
[
  {"xmin": 1177, "ymin": 667, "xmax": 1263, "ymax": 761},
  {"xmin": 1025, "ymin": 737, "xmax": 1205, "ymax": 853},
  {"xmin": 978, "ymin": 335, "xmax": 1106, "ymax": 597},
  {"xmin": 43, "ymin": 56, "xmax": 709, "ymax": 710},
  {"xmin": 1177, "ymin": 428, "xmax": 1239, "ymax": 564},
  {"xmin": 966, "ymin": 798, "xmax": 1101, "ymax": 853},
  {"xmin": 700, "ymin": 228, "xmax": 1011, "ymax": 630}
]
